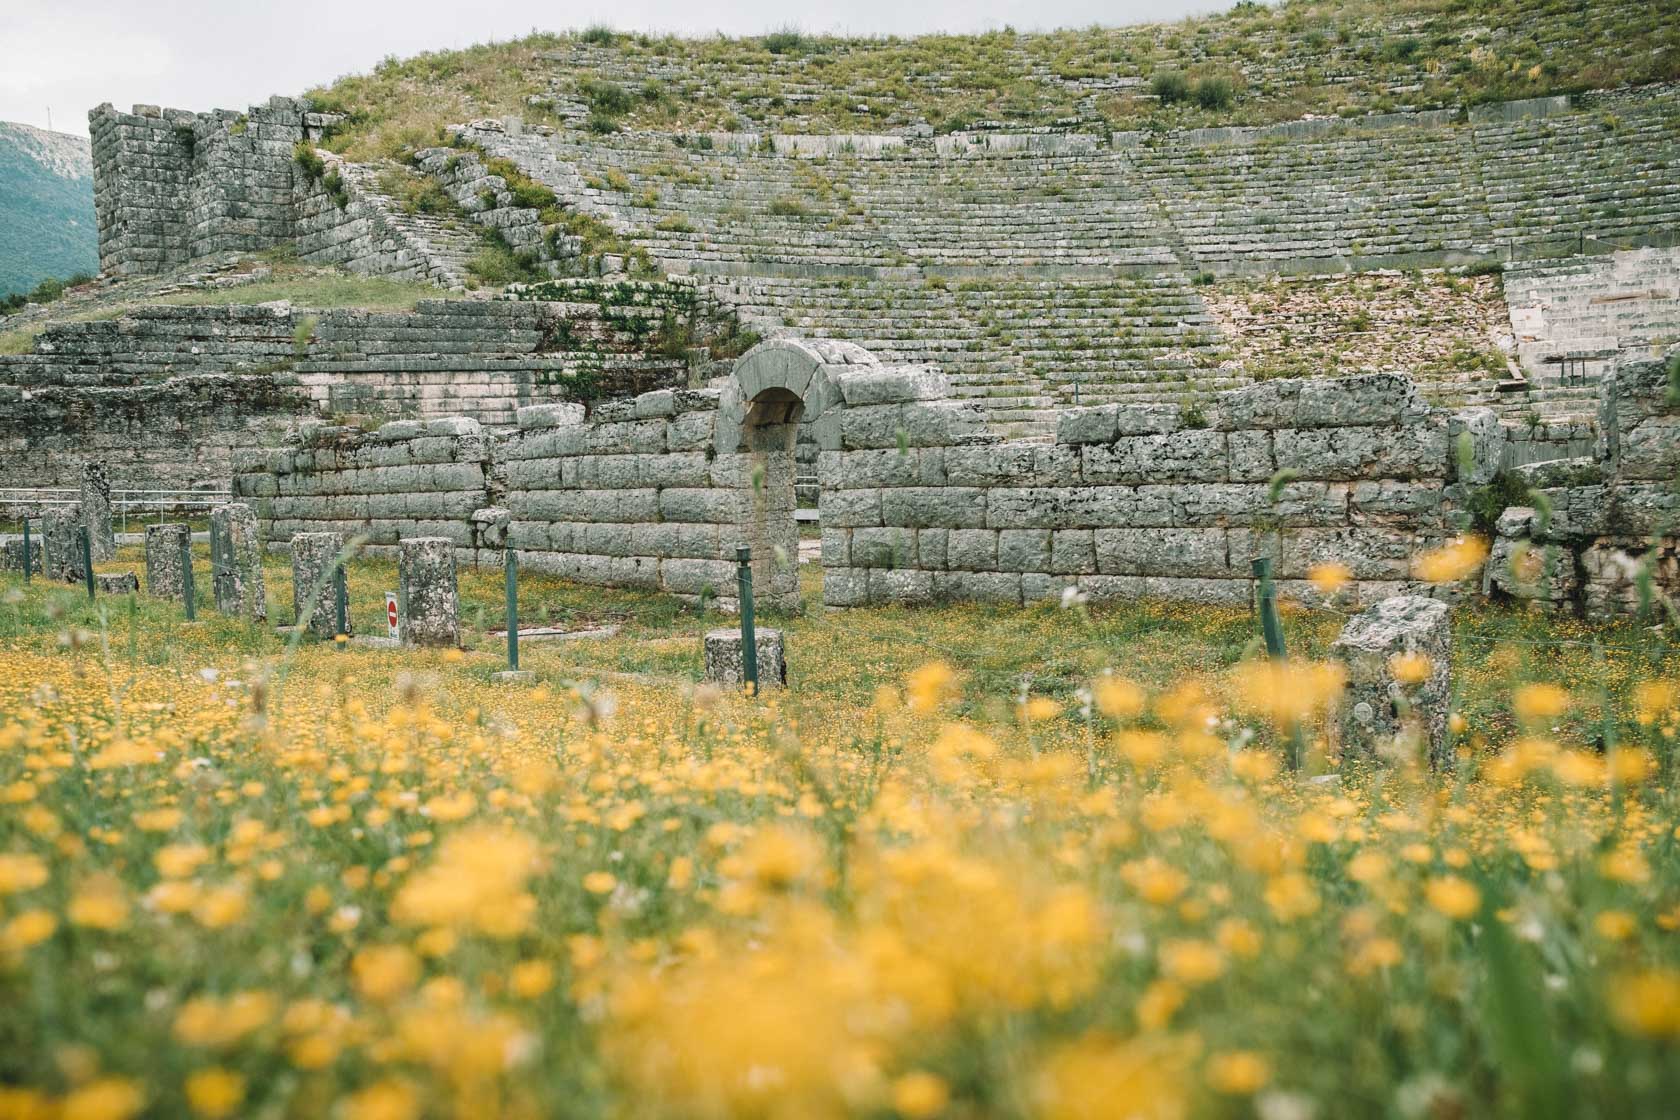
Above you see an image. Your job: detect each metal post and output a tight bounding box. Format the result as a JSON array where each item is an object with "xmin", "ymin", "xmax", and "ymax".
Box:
[
  {"xmin": 80, "ymin": 527, "xmax": 95, "ymax": 601},
  {"xmin": 504, "ymin": 547, "xmax": 520, "ymax": 672},
  {"xmin": 1251, "ymin": 556, "xmax": 1287, "ymax": 659},
  {"xmin": 735, "ymin": 545, "xmax": 758, "ymax": 696},
  {"xmin": 333, "ymin": 565, "xmax": 348, "ymax": 642},
  {"xmin": 1251, "ymin": 556, "xmax": 1302, "ymax": 770},
  {"xmin": 180, "ymin": 531, "xmax": 196, "ymax": 621},
  {"xmin": 20, "ymin": 518, "xmax": 31, "ymax": 583}
]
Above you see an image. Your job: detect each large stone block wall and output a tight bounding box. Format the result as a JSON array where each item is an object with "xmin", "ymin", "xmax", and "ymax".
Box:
[
  {"xmin": 233, "ymin": 418, "xmax": 497, "ymax": 557},
  {"xmin": 1488, "ymin": 350, "xmax": 1680, "ymax": 615},
  {"xmin": 498, "ymin": 391, "xmax": 785, "ymax": 608},
  {"xmin": 811, "ymin": 361, "xmax": 1478, "ymax": 608},
  {"xmin": 234, "ymin": 338, "xmax": 1544, "ymax": 614},
  {"xmin": 90, "ymin": 98, "xmax": 334, "ymax": 277}
]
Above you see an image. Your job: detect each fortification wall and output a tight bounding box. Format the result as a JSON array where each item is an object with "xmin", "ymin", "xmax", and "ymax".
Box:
[{"xmin": 90, "ymin": 98, "xmax": 335, "ymax": 277}]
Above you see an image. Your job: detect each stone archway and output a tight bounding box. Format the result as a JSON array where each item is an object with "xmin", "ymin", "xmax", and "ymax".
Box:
[{"xmin": 716, "ymin": 338, "xmax": 878, "ymax": 609}]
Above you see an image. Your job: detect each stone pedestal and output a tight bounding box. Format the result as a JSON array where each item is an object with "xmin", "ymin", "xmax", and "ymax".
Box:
[
  {"xmin": 42, "ymin": 505, "xmax": 86, "ymax": 584},
  {"xmin": 1, "ymin": 540, "xmax": 42, "ymax": 573},
  {"xmin": 145, "ymin": 524, "xmax": 190, "ymax": 599},
  {"xmin": 1331, "ymin": 595, "xmax": 1453, "ymax": 770},
  {"xmin": 398, "ymin": 537, "xmax": 459, "ymax": 647},
  {"xmin": 703, "ymin": 628, "xmax": 788, "ymax": 691},
  {"xmin": 97, "ymin": 572, "xmax": 139, "ymax": 595},
  {"xmin": 79, "ymin": 462, "xmax": 116, "ymax": 561},
  {"xmin": 292, "ymin": 532, "xmax": 348, "ymax": 638},
  {"xmin": 210, "ymin": 503, "xmax": 266, "ymax": 621}
]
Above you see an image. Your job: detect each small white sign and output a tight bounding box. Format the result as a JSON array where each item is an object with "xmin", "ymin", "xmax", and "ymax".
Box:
[{"xmin": 385, "ymin": 592, "xmax": 400, "ymax": 639}]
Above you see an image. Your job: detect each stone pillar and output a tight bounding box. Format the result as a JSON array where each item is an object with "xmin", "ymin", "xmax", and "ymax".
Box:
[
  {"xmin": 79, "ymin": 462, "xmax": 117, "ymax": 561},
  {"xmin": 96, "ymin": 572, "xmax": 140, "ymax": 595},
  {"xmin": 42, "ymin": 504, "xmax": 86, "ymax": 583},
  {"xmin": 292, "ymin": 532, "xmax": 348, "ymax": 638},
  {"xmin": 210, "ymin": 503, "xmax": 267, "ymax": 621},
  {"xmin": 703, "ymin": 628, "xmax": 788, "ymax": 690},
  {"xmin": 145, "ymin": 524, "xmax": 190, "ymax": 599},
  {"xmin": 398, "ymin": 537, "xmax": 459, "ymax": 647},
  {"xmin": 1330, "ymin": 595, "xmax": 1454, "ymax": 771},
  {"xmin": 1, "ymin": 540, "xmax": 42, "ymax": 573}
]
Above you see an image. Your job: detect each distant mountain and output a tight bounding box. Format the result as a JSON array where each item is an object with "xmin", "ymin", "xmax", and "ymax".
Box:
[{"xmin": 0, "ymin": 121, "xmax": 98, "ymax": 297}]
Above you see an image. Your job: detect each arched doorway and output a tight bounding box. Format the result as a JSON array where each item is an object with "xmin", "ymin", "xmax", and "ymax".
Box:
[{"xmin": 716, "ymin": 338, "xmax": 877, "ymax": 610}]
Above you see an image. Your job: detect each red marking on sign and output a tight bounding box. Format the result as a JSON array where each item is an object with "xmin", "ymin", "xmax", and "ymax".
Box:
[{"xmin": 387, "ymin": 599, "xmax": 399, "ymax": 629}]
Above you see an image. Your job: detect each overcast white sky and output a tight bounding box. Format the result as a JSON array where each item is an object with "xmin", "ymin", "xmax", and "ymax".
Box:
[{"xmin": 2, "ymin": 0, "xmax": 1236, "ymax": 135}]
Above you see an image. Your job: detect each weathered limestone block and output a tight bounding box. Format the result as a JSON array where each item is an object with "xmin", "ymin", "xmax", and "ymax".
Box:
[
  {"xmin": 96, "ymin": 572, "xmax": 140, "ymax": 595},
  {"xmin": 1331, "ymin": 596, "xmax": 1454, "ymax": 771},
  {"xmin": 471, "ymin": 507, "xmax": 511, "ymax": 551},
  {"xmin": 145, "ymin": 524, "xmax": 190, "ymax": 599},
  {"xmin": 398, "ymin": 537, "xmax": 460, "ymax": 647},
  {"xmin": 80, "ymin": 462, "xmax": 117, "ymax": 561},
  {"xmin": 211, "ymin": 503, "xmax": 267, "ymax": 621},
  {"xmin": 292, "ymin": 532, "xmax": 349, "ymax": 638},
  {"xmin": 42, "ymin": 505, "xmax": 87, "ymax": 583},
  {"xmin": 704, "ymin": 627, "xmax": 787, "ymax": 691}
]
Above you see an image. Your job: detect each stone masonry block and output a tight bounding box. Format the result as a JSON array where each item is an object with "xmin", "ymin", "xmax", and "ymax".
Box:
[{"xmin": 1331, "ymin": 596, "xmax": 1454, "ymax": 771}]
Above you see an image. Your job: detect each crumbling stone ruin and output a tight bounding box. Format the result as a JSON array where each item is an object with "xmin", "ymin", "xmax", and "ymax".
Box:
[
  {"xmin": 230, "ymin": 336, "xmax": 1678, "ymax": 618},
  {"xmin": 9, "ymin": 64, "xmax": 1678, "ymax": 622}
]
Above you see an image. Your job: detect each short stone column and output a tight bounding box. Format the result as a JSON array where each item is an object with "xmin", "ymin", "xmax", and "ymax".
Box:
[
  {"xmin": 1331, "ymin": 595, "xmax": 1453, "ymax": 770},
  {"xmin": 145, "ymin": 524, "xmax": 190, "ymax": 599},
  {"xmin": 703, "ymin": 627, "xmax": 788, "ymax": 690},
  {"xmin": 398, "ymin": 537, "xmax": 460, "ymax": 647},
  {"xmin": 79, "ymin": 462, "xmax": 116, "ymax": 561},
  {"xmin": 292, "ymin": 532, "xmax": 348, "ymax": 639},
  {"xmin": 42, "ymin": 504, "xmax": 86, "ymax": 583},
  {"xmin": 96, "ymin": 572, "xmax": 139, "ymax": 595},
  {"xmin": 210, "ymin": 503, "xmax": 267, "ymax": 621},
  {"xmin": 1, "ymin": 539, "xmax": 42, "ymax": 573}
]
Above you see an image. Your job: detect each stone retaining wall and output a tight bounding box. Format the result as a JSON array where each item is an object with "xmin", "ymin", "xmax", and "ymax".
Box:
[{"xmin": 238, "ymin": 338, "xmax": 1580, "ymax": 614}]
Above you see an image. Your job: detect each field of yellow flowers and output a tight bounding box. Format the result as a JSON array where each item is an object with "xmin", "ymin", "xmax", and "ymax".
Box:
[{"xmin": 1, "ymin": 544, "xmax": 1677, "ymax": 1119}]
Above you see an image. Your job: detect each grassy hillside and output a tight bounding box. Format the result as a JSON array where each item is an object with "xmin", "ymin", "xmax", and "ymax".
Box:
[
  {"xmin": 0, "ymin": 122, "xmax": 97, "ymax": 298},
  {"xmin": 309, "ymin": 0, "xmax": 1680, "ymax": 161}
]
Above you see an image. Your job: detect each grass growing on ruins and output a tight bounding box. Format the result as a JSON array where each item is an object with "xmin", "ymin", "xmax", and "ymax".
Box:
[
  {"xmin": 0, "ymin": 262, "xmax": 444, "ymax": 357},
  {"xmin": 304, "ymin": 0, "xmax": 1680, "ymax": 157},
  {"xmin": 1, "ymin": 546, "xmax": 1678, "ymax": 1117}
]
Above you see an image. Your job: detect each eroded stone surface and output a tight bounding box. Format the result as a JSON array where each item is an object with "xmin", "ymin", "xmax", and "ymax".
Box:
[
  {"xmin": 42, "ymin": 505, "xmax": 87, "ymax": 584},
  {"xmin": 703, "ymin": 628, "xmax": 787, "ymax": 691},
  {"xmin": 211, "ymin": 503, "xmax": 267, "ymax": 622},
  {"xmin": 145, "ymin": 524, "xmax": 190, "ymax": 599},
  {"xmin": 398, "ymin": 537, "xmax": 460, "ymax": 647},
  {"xmin": 1331, "ymin": 595, "xmax": 1453, "ymax": 770},
  {"xmin": 292, "ymin": 531, "xmax": 349, "ymax": 639}
]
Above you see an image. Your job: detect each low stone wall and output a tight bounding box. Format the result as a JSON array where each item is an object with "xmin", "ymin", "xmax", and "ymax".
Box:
[{"xmin": 233, "ymin": 418, "xmax": 497, "ymax": 558}]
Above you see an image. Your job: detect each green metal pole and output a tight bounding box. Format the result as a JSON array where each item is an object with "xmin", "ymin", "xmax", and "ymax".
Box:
[
  {"xmin": 81, "ymin": 527, "xmax": 95, "ymax": 601},
  {"xmin": 1250, "ymin": 556, "xmax": 1301, "ymax": 770},
  {"xmin": 334, "ymin": 565, "xmax": 348, "ymax": 642},
  {"xmin": 736, "ymin": 545, "xmax": 758, "ymax": 696},
  {"xmin": 1252, "ymin": 556, "xmax": 1287, "ymax": 658},
  {"xmin": 180, "ymin": 531, "xmax": 196, "ymax": 621},
  {"xmin": 20, "ymin": 518, "xmax": 31, "ymax": 583},
  {"xmin": 504, "ymin": 547, "xmax": 520, "ymax": 672}
]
